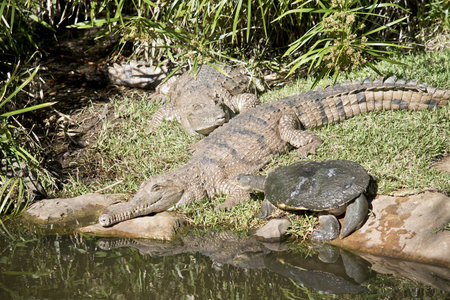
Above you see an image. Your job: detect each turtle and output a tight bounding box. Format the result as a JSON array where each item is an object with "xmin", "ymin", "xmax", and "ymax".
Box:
[{"xmin": 235, "ymin": 160, "xmax": 370, "ymax": 241}]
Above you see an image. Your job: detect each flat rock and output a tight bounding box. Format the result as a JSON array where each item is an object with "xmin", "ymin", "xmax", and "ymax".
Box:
[
  {"xmin": 331, "ymin": 192, "xmax": 450, "ymax": 267},
  {"xmin": 358, "ymin": 253, "xmax": 450, "ymax": 292},
  {"xmin": 255, "ymin": 218, "xmax": 291, "ymax": 242},
  {"xmin": 23, "ymin": 193, "xmax": 125, "ymax": 225},
  {"xmin": 78, "ymin": 211, "xmax": 184, "ymax": 240},
  {"xmin": 433, "ymin": 155, "xmax": 450, "ymax": 173}
]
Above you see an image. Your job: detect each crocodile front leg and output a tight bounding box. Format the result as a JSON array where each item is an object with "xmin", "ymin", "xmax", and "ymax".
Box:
[
  {"xmin": 217, "ymin": 185, "xmax": 252, "ymax": 211},
  {"xmin": 148, "ymin": 103, "xmax": 180, "ymax": 133},
  {"xmin": 278, "ymin": 113, "xmax": 323, "ymax": 157},
  {"xmin": 212, "ymin": 177, "xmax": 252, "ymax": 211}
]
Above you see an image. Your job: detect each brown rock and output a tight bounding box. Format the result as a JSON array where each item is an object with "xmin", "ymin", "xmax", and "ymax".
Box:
[
  {"xmin": 433, "ymin": 155, "xmax": 450, "ymax": 173},
  {"xmin": 331, "ymin": 192, "xmax": 450, "ymax": 267},
  {"xmin": 23, "ymin": 193, "xmax": 125, "ymax": 225},
  {"xmin": 255, "ymin": 218, "xmax": 291, "ymax": 242},
  {"xmin": 78, "ymin": 211, "xmax": 184, "ymax": 240},
  {"xmin": 357, "ymin": 253, "xmax": 450, "ymax": 292}
]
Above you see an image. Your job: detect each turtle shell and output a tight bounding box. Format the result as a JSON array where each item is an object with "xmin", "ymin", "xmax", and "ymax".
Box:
[{"xmin": 264, "ymin": 160, "xmax": 370, "ymax": 211}]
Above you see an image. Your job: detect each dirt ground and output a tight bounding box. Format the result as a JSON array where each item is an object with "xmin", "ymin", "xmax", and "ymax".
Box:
[{"xmin": 31, "ymin": 29, "xmax": 154, "ymax": 190}]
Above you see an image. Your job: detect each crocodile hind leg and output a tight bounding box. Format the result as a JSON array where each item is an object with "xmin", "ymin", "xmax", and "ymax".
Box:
[
  {"xmin": 228, "ymin": 93, "xmax": 261, "ymax": 113},
  {"xmin": 279, "ymin": 113, "xmax": 323, "ymax": 157}
]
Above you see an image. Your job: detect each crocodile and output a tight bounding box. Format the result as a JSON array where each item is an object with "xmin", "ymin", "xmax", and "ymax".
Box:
[
  {"xmin": 108, "ymin": 60, "xmax": 176, "ymax": 89},
  {"xmin": 99, "ymin": 76, "xmax": 449, "ymax": 227},
  {"xmin": 148, "ymin": 64, "xmax": 261, "ymax": 135}
]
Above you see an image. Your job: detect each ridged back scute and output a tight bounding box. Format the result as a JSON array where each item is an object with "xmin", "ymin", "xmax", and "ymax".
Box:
[
  {"xmin": 189, "ymin": 77, "xmax": 449, "ymax": 181},
  {"xmin": 296, "ymin": 76, "xmax": 449, "ymax": 128}
]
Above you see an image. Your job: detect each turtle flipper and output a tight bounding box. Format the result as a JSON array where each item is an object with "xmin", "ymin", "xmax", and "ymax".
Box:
[
  {"xmin": 311, "ymin": 215, "xmax": 340, "ymax": 241},
  {"xmin": 340, "ymin": 194, "xmax": 368, "ymax": 239}
]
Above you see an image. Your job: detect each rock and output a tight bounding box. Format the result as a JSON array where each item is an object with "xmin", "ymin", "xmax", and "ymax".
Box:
[
  {"xmin": 357, "ymin": 253, "xmax": 450, "ymax": 292},
  {"xmin": 23, "ymin": 193, "xmax": 125, "ymax": 225},
  {"xmin": 255, "ymin": 218, "xmax": 291, "ymax": 241},
  {"xmin": 433, "ymin": 155, "xmax": 450, "ymax": 173},
  {"xmin": 78, "ymin": 211, "xmax": 184, "ymax": 240},
  {"xmin": 331, "ymin": 192, "xmax": 450, "ymax": 267}
]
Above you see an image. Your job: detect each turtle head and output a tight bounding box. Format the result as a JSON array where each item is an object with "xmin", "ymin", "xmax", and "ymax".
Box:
[{"xmin": 234, "ymin": 174, "xmax": 266, "ymax": 192}]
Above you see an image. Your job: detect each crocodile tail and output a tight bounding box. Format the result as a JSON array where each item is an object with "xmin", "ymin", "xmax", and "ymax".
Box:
[{"xmin": 298, "ymin": 76, "xmax": 450, "ymax": 128}]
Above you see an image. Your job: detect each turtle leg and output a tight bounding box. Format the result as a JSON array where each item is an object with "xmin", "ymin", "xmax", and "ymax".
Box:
[
  {"xmin": 256, "ymin": 199, "xmax": 277, "ymax": 219},
  {"xmin": 340, "ymin": 193, "xmax": 368, "ymax": 239},
  {"xmin": 311, "ymin": 214, "xmax": 340, "ymax": 242}
]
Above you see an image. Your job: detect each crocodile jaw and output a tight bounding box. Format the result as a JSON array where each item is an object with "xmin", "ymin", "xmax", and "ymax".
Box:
[{"xmin": 99, "ymin": 180, "xmax": 184, "ymax": 227}]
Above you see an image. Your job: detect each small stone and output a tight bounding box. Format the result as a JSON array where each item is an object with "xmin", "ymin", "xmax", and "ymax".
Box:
[
  {"xmin": 433, "ymin": 155, "xmax": 450, "ymax": 173},
  {"xmin": 311, "ymin": 215, "xmax": 340, "ymax": 242},
  {"xmin": 254, "ymin": 218, "xmax": 291, "ymax": 241}
]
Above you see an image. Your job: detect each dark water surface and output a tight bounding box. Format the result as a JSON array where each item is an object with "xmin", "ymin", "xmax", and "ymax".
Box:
[{"xmin": 0, "ymin": 221, "xmax": 448, "ymax": 299}]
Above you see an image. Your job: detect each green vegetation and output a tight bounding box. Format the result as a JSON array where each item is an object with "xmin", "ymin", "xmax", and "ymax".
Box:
[
  {"xmin": 68, "ymin": 0, "xmax": 421, "ymax": 82},
  {"xmin": 0, "ymin": 0, "xmax": 55, "ymax": 78},
  {"xmin": 0, "ymin": 0, "xmax": 58, "ymax": 218},
  {"xmin": 0, "ymin": 66, "xmax": 55, "ymax": 218}
]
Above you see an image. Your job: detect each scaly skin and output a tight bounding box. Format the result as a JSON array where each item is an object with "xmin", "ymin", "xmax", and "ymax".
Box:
[
  {"xmin": 148, "ymin": 64, "xmax": 260, "ymax": 136},
  {"xmin": 99, "ymin": 76, "xmax": 449, "ymax": 227}
]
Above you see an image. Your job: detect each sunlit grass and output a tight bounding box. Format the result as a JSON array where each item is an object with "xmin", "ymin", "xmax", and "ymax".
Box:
[{"xmin": 179, "ymin": 194, "xmax": 264, "ymax": 232}]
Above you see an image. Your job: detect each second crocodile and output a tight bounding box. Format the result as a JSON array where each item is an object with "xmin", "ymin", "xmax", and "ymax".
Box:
[{"xmin": 148, "ymin": 64, "xmax": 261, "ymax": 135}]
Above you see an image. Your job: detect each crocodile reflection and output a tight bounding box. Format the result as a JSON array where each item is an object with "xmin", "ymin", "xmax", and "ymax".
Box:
[{"xmin": 98, "ymin": 232, "xmax": 372, "ymax": 294}]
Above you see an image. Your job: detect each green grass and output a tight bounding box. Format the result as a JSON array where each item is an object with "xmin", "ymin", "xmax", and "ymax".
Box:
[
  {"xmin": 62, "ymin": 92, "xmax": 201, "ymax": 197},
  {"xmin": 179, "ymin": 194, "xmax": 264, "ymax": 232},
  {"xmin": 61, "ymin": 49, "xmax": 450, "ymax": 238}
]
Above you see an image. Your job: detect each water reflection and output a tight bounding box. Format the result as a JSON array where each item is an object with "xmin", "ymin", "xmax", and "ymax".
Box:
[
  {"xmin": 98, "ymin": 233, "xmax": 373, "ymax": 294},
  {"xmin": 0, "ymin": 225, "xmax": 448, "ymax": 299}
]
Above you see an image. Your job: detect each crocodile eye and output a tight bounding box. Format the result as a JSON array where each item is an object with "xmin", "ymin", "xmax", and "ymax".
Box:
[{"xmin": 151, "ymin": 184, "xmax": 161, "ymax": 192}]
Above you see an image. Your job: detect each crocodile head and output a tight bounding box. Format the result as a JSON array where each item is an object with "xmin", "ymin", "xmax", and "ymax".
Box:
[
  {"xmin": 99, "ymin": 175, "xmax": 185, "ymax": 227},
  {"xmin": 186, "ymin": 102, "xmax": 232, "ymax": 135}
]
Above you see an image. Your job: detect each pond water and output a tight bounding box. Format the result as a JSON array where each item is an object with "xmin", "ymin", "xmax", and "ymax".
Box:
[{"xmin": 0, "ymin": 221, "xmax": 448, "ymax": 299}]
